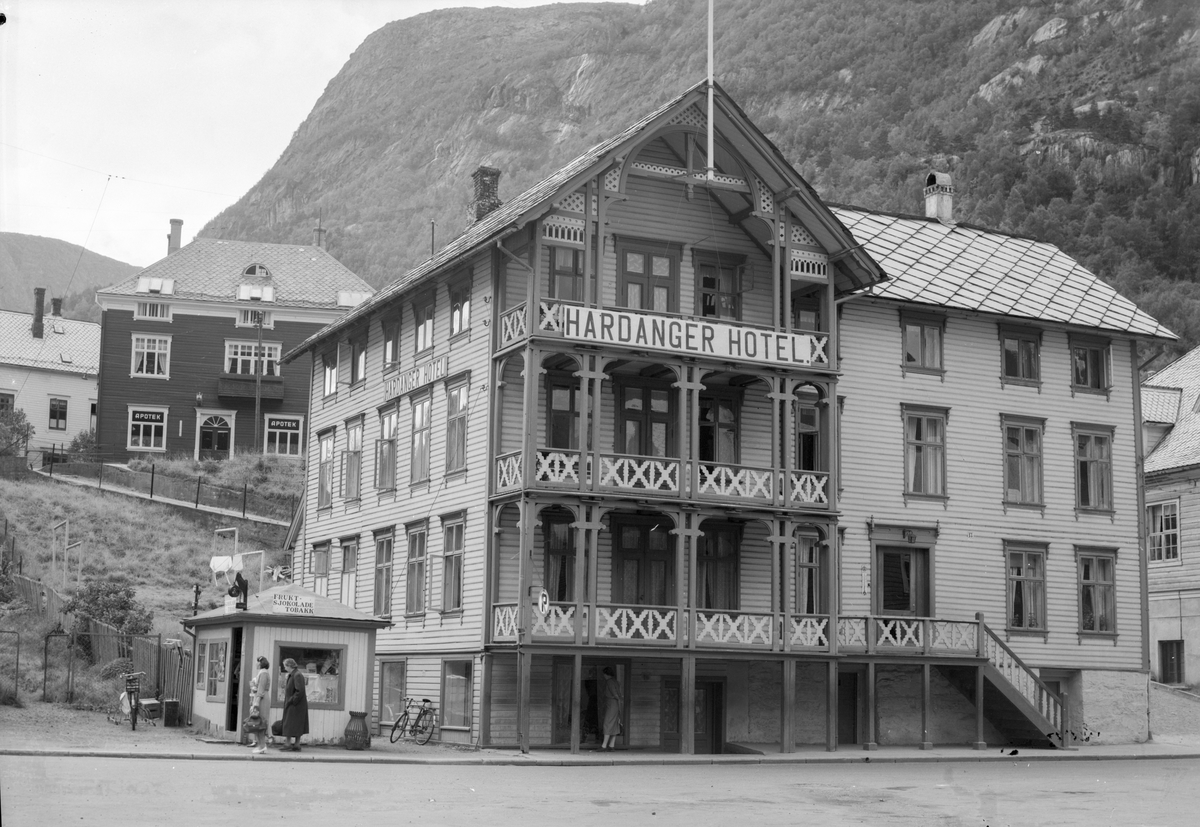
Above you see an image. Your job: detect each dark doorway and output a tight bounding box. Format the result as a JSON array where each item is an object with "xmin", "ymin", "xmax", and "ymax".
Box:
[
  {"xmin": 1160, "ymin": 640, "xmax": 1184, "ymax": 684},
  {"xmin": 875, "ymin": 546, "xmax": 929, "ymax": 616},
  {"xmin": 200, "ymin": 415, "xmax": 232, "ymax": 460},
  {"xmin": 552, "ymin": 659, "xmax": 622, "ymax": 748},
  {"xmin": 837, "ymin": 671, "xmax": 859, "ymax": 745},
  {"xmin": 225, "ymin": 626, "xmax": 243, "ymax": 732},
  {"xmin": 694, "ymin": 680, "xmax": 724, "ymax": 754}
]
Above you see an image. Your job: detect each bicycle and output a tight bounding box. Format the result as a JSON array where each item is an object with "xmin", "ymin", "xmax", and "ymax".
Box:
[
  {"xmin": 389, "ymin": 697, "xmax": 438, "ymax": 745},
  {"xmin": 121, "ymin": 671, "xmax": 147, "ymax": 731}
]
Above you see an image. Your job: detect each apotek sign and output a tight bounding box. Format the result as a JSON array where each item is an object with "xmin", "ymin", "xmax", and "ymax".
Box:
[{"xmin": 550, "ymin": 305, "xmax": 827, "ymax": 368}]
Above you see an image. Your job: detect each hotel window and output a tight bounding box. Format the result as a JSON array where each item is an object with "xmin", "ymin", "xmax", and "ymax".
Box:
[
  {"xmin": 342, "ymin": 418, "xmax": 362, "ymax": 501},
  {"xmin": 795, "ymin": 399, "xmax": 820, "ymax": 472},
  {"xmin": 382, "ymin": 317, "xmax": 401, "ymax": 370},
  {"xmin": 131, "ymin": 334, "xmax": 171, "ymax": 378},
  {"xmin": 406, "ymin": 524, "xmax": 427, "ymax": 615},
  {"xmin": 902, "ymin": 405, "xmax": 947, "ymax": 497},
  {"xmin": 900, "ymin": 311, "xmax": 944, "ymax": 374},
  {"xmin": 442, "ymin": 516, "xmax": 464, "ymax": 613},
  {"xmin": 236, "ymin": 309, "xmax": 273, "ymax": 328},
  {"xmin": 1073, "ymin": 423, "xmax": 1113, "ymax": 512},
  {"xmin": 694, "ymin": 251, "xmax": 745, "ymax": 321},
  {"xmin": 542, "ymin": 509, "xmax": 577, "ymax": 602},
  {"xmin": 1000, "ymin": 326, "xmax": 1041, "ymax": 385},
  {"xmin": 373, "ymin": 529, "xmax": 393, "ymax": 616},
  {"xmin": 616, "ymin": 381, "xmax": 674, "ymax": 458},
  {"xmin": 1005, "ymin": 542, "xmax": 1046, "ymax": 632},
  {"xmin": 1002, "ymin": 415, "xmax": 1044, "ymax": 505},
  {"xmin": 445, "ymin": 381, "xmax": 468, "ymax": 474},
  {"xmin": 793, "ymin": 533, "xmax": 826, "ymax": 615},
  {"xmin": 317, "ymin": 430, "xmax": 334, "ymax": 509},
  {"xmin": 322, "ymin": 352, "xmax": 338, "ymax": 397},
  {"xmin": 349, "ymin": 338, "xmax": 367, "ymax": 385},
  {"xmin": 48, "ymin": 398, "xmax": 67, "ymax": 431},
  {"xmin": 265, "ymin": 416, "xmax": 303, "ymax": 455},
  {"xmin": 547, "ymin": 374, "xmax": 580, "ymax": 450},
  {"xmin": 311, "ymin": 542, "xmax": 330, "ymax": 577},
  {"xmin": 698, "ymin": 394, "xmax": 738, "ymax": 464},
  {"xmin": 441, "ymin": 660, "xmax": 473, "ymax": 730},
  {"xmin": 413, "ymin": 299, "xmax": 434, "ymax": 354},
  {"xmin": 226, "ymin": 341, "xmax": 280, "ymax": 376},
  {"xmin": 1070, "ymin": 336, "xmax": 1111, "ymax": 393},
  {"xmin": 697, "ymin": 523, "xmax": 740, "ymax": 610},
  {"xmin": 1148, "ymin": 501, "xmax": 1180, "ymax": 563},
  {"xmin": 411, "ymin": 393, "xmax": 431, "ymax": 484},
  {"xmin": 617, "ymin": 239, "xmax": 678, "ymax": 313},
  {"xmin": 135, "ymin": 302, "xmax": 171, "ymax": 321},
  {"xmin": 549, "ymin": 246, "xmax": 584, "ymax": 302},
  {"xmin": 449, "ymin": 283, "xmax": 471, "ymax": 337},
  {"xmin": 127, "ymin": 408, "xmax": 166, "ymax": 451},
  {"xmin": 376, "ymin": 407, "xmax": 398, "ymax": 490},
  {"xmin": 1077, "ymin": 549, "xmax": 1117, "ymax": 635}
]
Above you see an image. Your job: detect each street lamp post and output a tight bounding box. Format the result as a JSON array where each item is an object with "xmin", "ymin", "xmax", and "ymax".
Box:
[{"xmin": 253, "ymin": 307, "xmax": 263, "ymax": 454}]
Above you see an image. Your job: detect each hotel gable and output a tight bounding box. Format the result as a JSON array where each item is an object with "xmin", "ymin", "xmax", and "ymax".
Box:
[{"xmin": 284, "ymin": 81, "xmax": 1173, "ymax": 754}]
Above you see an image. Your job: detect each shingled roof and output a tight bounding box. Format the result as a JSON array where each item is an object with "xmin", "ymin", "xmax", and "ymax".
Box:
[
  {"xmin": 97, "ymin": 238, "xmax": 374, "ymax": 310},
  {"xmin": 832, "ymin": 206, "xmax": 1175, "ymax": 340},
  {"xmin": 1144, "ymin": 346, "xmax": 1200, "ymax": 474},
  {"xmin": 0, "ymin": 309, "xmax": 101, "ymax": 375}
]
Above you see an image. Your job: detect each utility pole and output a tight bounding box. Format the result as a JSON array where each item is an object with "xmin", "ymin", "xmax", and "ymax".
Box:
[{"xmin": 253, "ymin": 306, "xmax": 264, "ymax": 453}]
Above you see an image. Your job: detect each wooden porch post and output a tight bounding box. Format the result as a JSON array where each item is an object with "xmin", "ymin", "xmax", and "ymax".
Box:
[
  {"xmin": 570, "ymin": 653, "xmax": 582, "ymax": 754},
  {"xmin": 826, "ymin": 659, "xmax": 838, "ymax": 751},
  {"xmin": 863, "ymin": 661, "xmax": 877, "ymax": 750},
  {"xmin": 781, "ymin": 658, "xmax": 795, "ymax": 753},
  {"xmin": 921, "ymin": 663, "xmax": 933, "ymax": 750},
  {"xmin": 681, "ymin": 654, "xmax": 696, "ymax": 755},
  {"xmin": 973, "ymin": 664, "xmax": 987, "ymax": 750},
  {"xmin": 518, "ymin": 648, "xmax": 532, "ymax": 754},
  {"xmin": 480, "ymin": 652, "xmax": 493, "ymax": 747}
]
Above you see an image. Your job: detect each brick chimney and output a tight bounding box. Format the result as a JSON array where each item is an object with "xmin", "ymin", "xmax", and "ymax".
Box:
[
  {"xmin": 313, "ymin": 226, "xmax": 326, "ymax": 248},
  {"xmin": 470, "ymin": 166, "xmax": 503, "ymax": 222},
  {"xmin": 167, "ymin": 218, "xmax": 183, "ymax": 254},
  {"xmin": 51, "ymin": 297, "xmax": 63, "ymax": 317},
  {"xmin": 32, "ymin": 287, "xmax": 45, "ymax": 339},
  {"xmin": 924, "ymin": 172, "xmax": 954, "ymax": 224}
]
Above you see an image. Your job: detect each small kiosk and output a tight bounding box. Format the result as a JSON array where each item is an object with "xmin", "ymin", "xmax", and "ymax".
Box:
[{"xmin": 183, "ymin": 584, "xmax": 391, "ymax": 744}]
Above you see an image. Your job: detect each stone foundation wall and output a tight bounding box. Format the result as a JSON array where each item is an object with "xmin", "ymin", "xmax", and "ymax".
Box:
[{"xmin": 1077, "ymin": 670, "xmax": 1149, "ymax": 745}]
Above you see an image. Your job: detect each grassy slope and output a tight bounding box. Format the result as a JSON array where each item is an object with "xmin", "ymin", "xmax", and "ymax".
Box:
[{"xmin": 0, "ymin": 475, "xmax": 290, "ymax": 635}]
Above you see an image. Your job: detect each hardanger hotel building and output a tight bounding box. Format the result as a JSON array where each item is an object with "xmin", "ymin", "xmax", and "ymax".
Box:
[{"xmin": 283, "ymin": 82, "xmax": 1172, "ymax": 753}]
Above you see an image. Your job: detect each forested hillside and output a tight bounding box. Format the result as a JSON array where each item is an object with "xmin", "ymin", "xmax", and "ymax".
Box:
[
  {"xmin": 200, "ymin": 0, "xmax": 1200, "ymax": 362},
  {"xmin": 0, "ymin": 233, "xmax": 138, "ymax": 323}
]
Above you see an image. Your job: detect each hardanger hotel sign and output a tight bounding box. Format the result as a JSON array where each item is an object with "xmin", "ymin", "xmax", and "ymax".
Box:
[{"xmin": 550, "ymin": 305, "xmax": 828, "ymax": 367}]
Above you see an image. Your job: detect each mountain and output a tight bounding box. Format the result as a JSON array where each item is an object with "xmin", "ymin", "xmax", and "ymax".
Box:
[
  {"xmin": 198, "ymin": 0, "xmax": 1200, "ymax": 361},
  {"xmin": 0, "ymin": 233, "xmax": 140, "ymax": 323}
]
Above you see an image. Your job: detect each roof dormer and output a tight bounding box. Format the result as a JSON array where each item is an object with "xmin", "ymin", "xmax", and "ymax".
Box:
[{"xmin": 136, "ymin": 277, "xmax": 176, "ymax": 295}]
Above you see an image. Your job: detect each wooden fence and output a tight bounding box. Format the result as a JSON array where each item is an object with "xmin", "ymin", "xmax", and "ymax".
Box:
[{"xmin": 10, "ymin": 574, "xmax": 194, "ymax": 723}]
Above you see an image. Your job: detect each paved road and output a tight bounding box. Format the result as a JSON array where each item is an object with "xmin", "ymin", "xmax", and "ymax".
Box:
[{"xmin": 3, "ymin": 755, "xmax": 1196, "ymax": 826}]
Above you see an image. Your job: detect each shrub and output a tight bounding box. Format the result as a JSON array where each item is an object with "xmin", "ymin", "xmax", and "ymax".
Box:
[
  {"xmin": 0, "ymin": 409, "xmax": 34, "ymax": 457},
  {"xmin": 67, "ymin": 429, "xmax": 100, "ymax": 462},
  {"xmin": 99, "ymin": 657, "xmax": 135, "ymax": 680},
  {"xmin": 64, "ymin": 578, "xmax": 154, "ymax": 635}
]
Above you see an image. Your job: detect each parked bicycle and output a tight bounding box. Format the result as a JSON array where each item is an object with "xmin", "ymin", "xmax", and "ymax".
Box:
[
  {"xmin": 388, "ymin": 697, "xmax": 438, "ymax": 745},
  {"xmin": 121, "ymin": 671, "xmax": 147, "ymax": 731}
]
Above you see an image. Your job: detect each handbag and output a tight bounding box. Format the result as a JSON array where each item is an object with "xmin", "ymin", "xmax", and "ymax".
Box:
[{"xmin": 243, "ymin": 713, "xmax": 266, "ymax": 733}]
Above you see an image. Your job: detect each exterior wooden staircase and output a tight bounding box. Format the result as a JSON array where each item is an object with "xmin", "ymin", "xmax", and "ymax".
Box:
[{"xmin": 939, "ymin": 615, "xmax": 1069, "ymax": 749}]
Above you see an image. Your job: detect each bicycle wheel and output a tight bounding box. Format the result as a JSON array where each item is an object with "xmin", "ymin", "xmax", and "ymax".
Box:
[
  {"xmin": 414, "ymin": 709, "xmax": 434, "ymax": 745},
  {"xmin": 390, "ymin": 712, "xmax": 410, "ymax": 743}
]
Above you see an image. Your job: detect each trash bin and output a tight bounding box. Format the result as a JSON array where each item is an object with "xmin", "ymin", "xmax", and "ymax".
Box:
[
  {"xmin": 345, "ymin": 711, "xmax": 370, "ymax": 750},
  {"xmin": 163, "ymin": 699, "xmax": 180, "ymax": 727}
]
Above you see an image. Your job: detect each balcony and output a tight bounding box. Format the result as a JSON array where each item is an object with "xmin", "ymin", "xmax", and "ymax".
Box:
[
  {"xmin": 218, "ymin": 374, "xmax": 284, "ymax": 400},
  {"xmin": 494, "ymin": 448, "xmax": 830, "ymax": 508},
  {"xmin": 492, "ymin": 604, "xmax": 981, "ymax": 658}
]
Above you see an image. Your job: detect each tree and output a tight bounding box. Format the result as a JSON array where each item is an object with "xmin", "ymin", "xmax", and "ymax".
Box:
[
  {"xmin": 64, "ymin": 578, "xmax": 154, "ymax": 635},
  {"xmin": 0, "ymin": 409, "xmax": 34, "ymax": 457}
]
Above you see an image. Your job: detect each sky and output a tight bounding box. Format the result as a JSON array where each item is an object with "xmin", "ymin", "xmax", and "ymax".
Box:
[{"xmin": 0, "ymin": 0, "xmax": 646, "ymax": 270}]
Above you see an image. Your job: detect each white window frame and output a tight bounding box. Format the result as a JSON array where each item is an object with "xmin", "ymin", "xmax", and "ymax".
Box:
[
  {"xmin": 131, "ymin": 334, "xmax": 171, "ymax": 379},
  {"xmin": 440, "ymin": 659, "xmax": 473, "ymax": 731},
  {"xmin": 902, "ymin": 404, "xmax": 947, "ymax": 498},
  {"xmin": 413, "ymin": 298, "xmax": 434, "ymax": 355},
  {"xmin": 1073, "ymin": 422, "xmax": 1114, "ymax": 513},
  {"xmin": 373, "ymin": 529, "xmax": 394, "ymax": 617},
  {"xmin": 1002, "ymin": 415, "xmax": 1044, "ymax": 506},
  {"xmin": 48, "ymin": 397, "xmax": 68, "ymax": 431},
  {"xmin": 450, "ymin": 282, "xmax": 471, "ymax": 338},
  {"xmin": 322, "ymin": 352, "xmax": 338, "ymax": 397},
  {"xmin": 1077, "ymin": 547, "xmax": 1117, "ymax": 636},
  {"xmin": 318, "ymin": 430, "xmax": 335, "ymax": 509},
  {"xmin": 343, "ymin": 418, "xmax": 363, "ymax": 501},
  {"xmin": 1070, "ymin": 335, "xmax": 1111, "ymax": 395},
  {"xmin": 376, "ymin": 406, "xmax": 398, "ymax": 490},
  {"xmin": 135, "ymin": 301, "xmax": 172, "ymax": 321},
  {"xmin": 442, "ymin": 516, "xmax": 465, "ymax": 613},
  {"xmin": 1005, "ymin": 541, "xmax": 1047, "ymax": 633},
  {"xmin": 411, "ymin": 393, "xmax": 432, "ymax": 484},
  {"xmin": 264, "ymin": 415, "xmax": 303, "ymax": 456},
  {"xmin": 406, "ymin": 524, "xmax": 427, "ymax": 616},
  {"xmin": 236, "ymin": 309, "xmax": 274, "ymax": 328},
  {"xmin": 225, "ymin": 340, "xmax": 282, "ymax": 376},
  {"xmin": 900, "ymin": 311, "xmax": 944, "ymax": 375},
  {"xmin": 1148, "ymin": 501, "xmax": 1180, "ymax": 564},
  {"xmin": 127, "ymin": 405, "xmax": 168, "ymax": 453},
  {"xmin": 445, "ymin": 380, "xmax": 468, "ymax": 474}
]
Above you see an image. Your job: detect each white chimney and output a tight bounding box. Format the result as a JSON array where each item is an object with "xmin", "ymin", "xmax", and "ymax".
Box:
[{"xmin": 924, "ymin": 172, "xmax": 954, "ymax": 224}]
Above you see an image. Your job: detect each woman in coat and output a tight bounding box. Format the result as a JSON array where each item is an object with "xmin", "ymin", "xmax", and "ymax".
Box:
[
  {"xmin": 280, "ymin": 658, "xmax": 309, "ymax": 752},
  {"xmin": 601, "ymin": 666, "xmax": 622, "ymax": 751},
  {"xmin": 249, "ymin": 656, "xmax": 271, "ymax": 754}
]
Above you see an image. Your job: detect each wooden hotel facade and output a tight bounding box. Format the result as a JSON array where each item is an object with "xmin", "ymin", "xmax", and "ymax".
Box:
[{"xmin": 285, "ymin": 82, "xmax": 1172, "ymax": 753}]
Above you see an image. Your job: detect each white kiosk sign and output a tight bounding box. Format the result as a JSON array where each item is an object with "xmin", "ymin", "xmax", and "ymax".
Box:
[{"xmin": 272, "ymin": 594, "xmax": 316, "ymax": 615}]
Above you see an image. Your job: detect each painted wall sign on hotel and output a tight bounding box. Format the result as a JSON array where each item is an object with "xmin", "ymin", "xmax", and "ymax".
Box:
[
  {"xmin": 549, "ymin": 305, "xmax": 828, "ymax": 367},
  {"xmin": 384, "ymin": 356, "xmax": 450, "ymax": 401}
]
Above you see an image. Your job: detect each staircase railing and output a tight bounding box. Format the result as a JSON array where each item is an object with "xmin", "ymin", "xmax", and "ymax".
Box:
[{"xmin": 977, "ymin": 612, "xmax": 1069, "ymax": 746}]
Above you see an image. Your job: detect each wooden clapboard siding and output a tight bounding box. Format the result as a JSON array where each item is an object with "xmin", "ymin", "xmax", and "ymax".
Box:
[
  {"xmin": 738, "ymin": 520, "xmax": 774, "ymax": 613},
  {"xmin": 494, "ymin": 505, "xmax": 521, "ymax": 602},
  {"xmin": 838, "ymin": 299, "xmax": 1144, "ymax": 671},
  {"xmin": 487, "ymin": 654, "xmax": 518, "ymax": 744},
  {"xmin": 1146, "ymin": 476, "xmax": 1200, "ymax": 593},
  {"xmin": 502, "ymin": 233, "xmax": 531, "ymax": 311},
  {"xmin": 301, "ymin": 251, "xmax": 494, "ymax": 661},
  {"xmin": 737, "ymin": 382, "xmax": 774, "ymax": 468},
  {"xmin": 2, "ymin": 365, "xmax": 96, "ymax": 452},
  {"xmin": 498, "ymin": 358, "xmax": 525, "ymax": 454}
]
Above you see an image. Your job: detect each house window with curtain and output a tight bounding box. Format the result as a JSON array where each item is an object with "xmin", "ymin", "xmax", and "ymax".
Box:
[
  {"xmin": 698, "ymin": 394, "xmax": 738, "ymax": 464},
  {"xmin": 1073, "ymin": 423, "xmax": 1113, "ymax": 512},
  {"xmin": 441, "ymin": 660, "xmax": 473, "ymax": 730},
  {"xmin": 406, "ymin": 523, "xmax": 427, "ymax": 615},
  {"xmin": 697, "ymin": 524, "xmax": 740, "ymax": 610},
  {"xmin": 317, "ymin": 430, "xmax": 334, "ymax": 509},
  {"xmin": 411, "ymin": 393, "xmax": 431, "ymax": 484},
  {"xmin": 442, "ymin": 516, "xmax": 464, "ymax": 612},
  {"xmin": 445, "ymin": 380, "xmax": 468, "ymax": 474},
  {"xmin": 382, "ymin": 317, "xmax": 400, "ymax": 370},
  {"xmin": 342, "ymin": 418, "xmax": 362, "ymax": 500},
  {"xmin": 376, "ymin": 407, "xmax": 397, "ymax": 490},
  {"xmin": 1148, "ymin": 501, "xmax": 1180, "ymax": 563},
  {"xmin": 1078, "ymin": 548, "xmax": 1117, "ymax": 634},
  {"xmin": 1070, "ymin": 336, "xmax": 1111, "ymax": 393},
  {"xmin": 547, "ymin": 374, "xmax": 580, "ymax": 450},
  {"xmin": 373, "ymin": 529, "xmax": 393, "ymax": 616},
  {"xmin": 542, "ymin": 509, "xmax": 577, "ymax": 602},
  {"xmin": 1002, "ymin": 415, "xmax": 1044, "ymax": 505},
  {"xmin": 1000, "ymin": 326, "xmax": 1041, "ymax": 386},
  {"xmin": 902, "ymin": 405, "xmax": 947, "ymax": 498},
  {"xmin": 450, "ymin": 283, "xmax": 471, "ymax": 337},
  {"xmin": 549, "ymin": 246, "xmax": 584, "ymax": 302},
  {"xmin": 1005, "ymin": 541, "xmax": 1046, "ymax": 631},
  {"xmin": 900, "ymin": 311, "xmax": 944, "ymax": 374},
  {"xmin": 793, "ymin": 534, "xmax": 825, "ymax": 615}
]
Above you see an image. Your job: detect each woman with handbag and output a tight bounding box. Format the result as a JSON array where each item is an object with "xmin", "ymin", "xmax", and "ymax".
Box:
[{"xmin": 249, "ymin": 656, "xmax": 271, "ymax": 754}]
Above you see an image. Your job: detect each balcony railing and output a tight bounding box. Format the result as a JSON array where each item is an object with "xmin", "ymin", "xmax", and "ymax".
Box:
[
  {"xmin": 496, "ymin": 449, "xmax": 830, "ymax": 507},
  {"xmin": 492, "ymin": 604, "xmax": 982, "ymax": 658}
]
